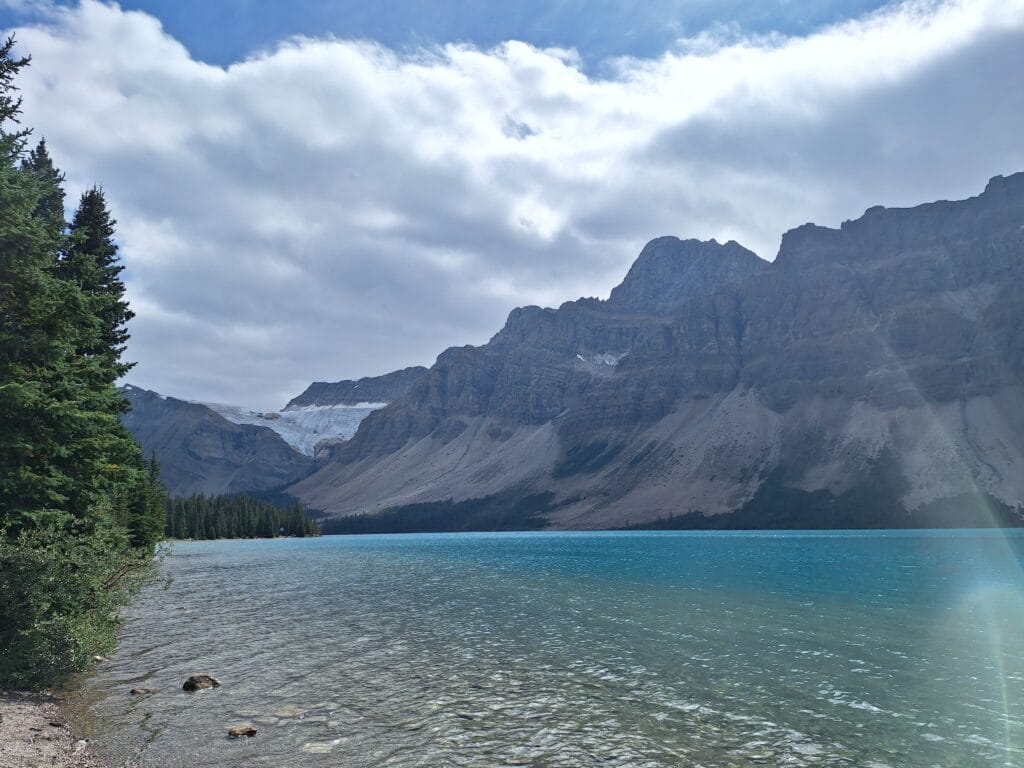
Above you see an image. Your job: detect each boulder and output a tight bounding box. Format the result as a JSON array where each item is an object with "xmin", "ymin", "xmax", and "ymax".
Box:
[{"xmin": 182, "ymin": 675, "xmax": 221, "ymax": 691}]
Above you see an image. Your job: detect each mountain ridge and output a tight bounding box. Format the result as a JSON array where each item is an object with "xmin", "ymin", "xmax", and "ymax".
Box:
[
  {"xmin": 120, "ymin": 386, "xmax": 315, "ymax": 497},
  {"xmin": 285, "ymin": 366, "xmax": 428, "ymax": 409},
  {"xmin": 120, "ymin": 365, "xmax": 431, "ymax": 493},
  {"xmin": 292, "ymin": 172, "xmax": 1024, "ymax": 529}
]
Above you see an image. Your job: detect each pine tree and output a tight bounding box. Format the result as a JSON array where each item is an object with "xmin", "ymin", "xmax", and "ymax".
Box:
[
  {"xmin": 163, "ymin": 494, "xmax": 321, "ymax": 540},
  {"xmin": 21, "ymin": 139, "xmax": 65, "ymax": 238},
  {"xmin": 0, "ymin": 37, "xmax": 88, "ymax": 531},
  {"xmin": 0, "ymin": 37, "xmax": 166, "ymax": 689},
  {"xmin": 62, "ymin": 187, "xmax": 134, "ymax": 382}
]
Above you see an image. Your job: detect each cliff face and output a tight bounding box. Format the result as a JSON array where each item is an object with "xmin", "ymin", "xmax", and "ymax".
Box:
[
  {"xmin": 284, "ymin": 366, "xmax": 428, "ymax": 409},
  {"xmin": 292, "ymin": 174, "xmax": 1024, "ymax": 528},
  {"xmin": 121, "ymin": 386, "xmax": 315, "ymax": 497}
]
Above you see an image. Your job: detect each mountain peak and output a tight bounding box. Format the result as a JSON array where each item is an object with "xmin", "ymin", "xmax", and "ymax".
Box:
[
  {"xmin": 983, "ymin": 170, "xmax": 1024, "ymax": 197},
  {"xmin": 607, "ymin": 236, "xmax": 767, "ymax": 311}
]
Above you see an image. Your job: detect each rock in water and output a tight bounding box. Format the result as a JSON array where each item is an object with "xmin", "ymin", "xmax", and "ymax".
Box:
[
  {"xmin": 182, "ymin": 675, "xmax": 221, "ymax": 691},
  {"xmin": 228, "ymin": 726, "xmax": 257, "ymax": 738}
]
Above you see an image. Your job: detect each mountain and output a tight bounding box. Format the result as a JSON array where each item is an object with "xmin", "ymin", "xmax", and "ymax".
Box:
[
  {"xmin": 285, "ymin": 366, "xmax": 428, "ymax": 408},
  {"xmin": 292, "ymin": 173, "xmax": 1024, "ymax": 530},
  {"xmin": 120, "ymin": 386, "xmax": 315, "ymax": 497}
]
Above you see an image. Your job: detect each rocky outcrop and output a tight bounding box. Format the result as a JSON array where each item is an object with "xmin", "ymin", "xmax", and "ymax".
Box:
[
  {"xmin": 293, "ymin": 173, "xmax": 1024, "ymax": 529},
  {"xmin": 285, "ymin": 366, "xmax": 428, "ymax": 408},
  {"xmin": 120, "ymin": 387, "xmax": 315, "ymax": 497}
]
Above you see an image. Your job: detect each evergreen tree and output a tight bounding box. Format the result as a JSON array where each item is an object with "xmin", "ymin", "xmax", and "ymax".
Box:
[
  {"xmin": 21, "ymin": 139, "xmax": 65, "ymax": 238},
  {"xmin": 164, "ymin": 494, "xmax": 321, "ymax": 540},
  {"xmin": 0, "ymin": 37, "xmax": 166, "ymax": 689},
  {"xmin": 62, "ymin": 187, "xmax": 134, "ymax": 382},
  {"xmin": 0, "ymin": 37, "xmax": 87, "ymax": 531}
]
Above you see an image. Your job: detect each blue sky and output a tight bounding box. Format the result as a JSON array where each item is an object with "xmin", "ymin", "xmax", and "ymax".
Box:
[
  {"xmin": 5, "ymin": 1, "xmax": 893, "ymax": 66},
  {"xmin": 2, "ymin": 1, "xmax": 1023, "ymax": 408}
]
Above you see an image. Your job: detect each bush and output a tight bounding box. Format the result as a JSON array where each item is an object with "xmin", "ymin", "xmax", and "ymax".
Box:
[{"xmin": 0, "ymin": 521, "xmax": 155, "ymax": 690}]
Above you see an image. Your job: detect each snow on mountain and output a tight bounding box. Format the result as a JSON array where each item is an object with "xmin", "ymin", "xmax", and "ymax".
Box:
[{"xmin": 199, "ymin": 401, "xmax": 386, "ymax": 456}]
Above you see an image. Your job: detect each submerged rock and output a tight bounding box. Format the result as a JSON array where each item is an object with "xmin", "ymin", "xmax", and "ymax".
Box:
[
  {"xmin": 228, "ymin": 726, "xmax": 257, "ymax": 738},
  {"xmin": 182, "ymin": 675, "xmax": 221, "ymax": 691}
]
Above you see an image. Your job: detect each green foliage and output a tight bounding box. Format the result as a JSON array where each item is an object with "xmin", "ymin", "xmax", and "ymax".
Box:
[
  {"xmin": 166, "ymin": 494, "xmax": 320, "ymax": 539},
  {"xmin": 62, "ymin": 187, "xmax": 134, "ymax": 379},
  {"xmin": 0, "ymin": 37, "xmax": 166, "ymax": 689},
  {"xmin": 21, "ymin": 138, "xmax": 66, "ymax": 237},
  {"xmin": 0, "ymin": 522, "xmax": 156, "ymax": 690}
]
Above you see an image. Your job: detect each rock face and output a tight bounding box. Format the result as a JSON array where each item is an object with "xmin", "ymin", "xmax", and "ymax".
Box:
[
  {"xmin": 292, "ymin": 174, "xmax": 1024, "ymax": 529},
  {"xmin": 121, "ymin": 387, "xmax": 315, "ymax": 497},
  {"xmin": 285, "ymin": 366, "xmax": 428, "ymax": 408}
]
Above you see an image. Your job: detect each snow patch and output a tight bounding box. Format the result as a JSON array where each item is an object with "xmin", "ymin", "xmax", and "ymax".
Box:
[
  {"xmin": 122, "ymin": 383, "xmax": 166, "ymax": 399},
  {"xmin": 575, "ymin": 352, "xmax": 627, "ymax": 366}
]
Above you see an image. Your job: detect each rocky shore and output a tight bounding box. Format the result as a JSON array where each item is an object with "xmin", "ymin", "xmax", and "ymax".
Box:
[{"xmin": 0, "ymin": 692, "xmax": 102, "ymax": 768}]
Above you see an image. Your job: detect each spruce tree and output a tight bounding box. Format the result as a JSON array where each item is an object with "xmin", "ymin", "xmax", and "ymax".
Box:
[
  {"xmin": 63, "ymin": 187, "xmax": 134, "ymax": 381},
  {"xmin": 0, "ymin": 37, "xmax": 166, "ymax": 689},
  {"xmin": 22, "ymin": 139, "xmax": 66, "ymax": 238},
  {"xmin": 0, "ymin": 37, "xmax": 86, "ymax": 531}
]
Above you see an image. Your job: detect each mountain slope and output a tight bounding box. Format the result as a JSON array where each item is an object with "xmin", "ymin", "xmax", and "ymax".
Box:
[
  {"xmin": 120, "ymin": 386, "xmax": 315, "ymax": 497},
  {"xmin": 292, "ymin": 174, "xmax": 1024, "ymax": 529}
]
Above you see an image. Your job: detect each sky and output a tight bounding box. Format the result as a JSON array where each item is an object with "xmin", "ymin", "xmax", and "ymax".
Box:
[{"xmin": 1, "ymin": 0, "xmax": 1023, "ymax": 409}]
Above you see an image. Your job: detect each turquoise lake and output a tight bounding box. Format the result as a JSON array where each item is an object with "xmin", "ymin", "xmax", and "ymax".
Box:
[{"xmin": 80, "ymin": 531, "xmax": 1024, "ymax": 767}]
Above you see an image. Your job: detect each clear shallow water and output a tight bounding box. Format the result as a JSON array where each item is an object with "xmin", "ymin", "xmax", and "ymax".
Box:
[{"xmin": 80, "ymin": 531, "xmax": 1024, "ymax": 767}]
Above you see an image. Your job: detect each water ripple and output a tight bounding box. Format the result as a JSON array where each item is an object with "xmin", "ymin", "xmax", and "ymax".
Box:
[{"xmin": 78, "ymin": 531, "xmax": 1024, "ymax": 767}]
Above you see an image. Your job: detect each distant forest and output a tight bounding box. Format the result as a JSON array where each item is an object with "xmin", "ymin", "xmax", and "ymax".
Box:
[{"xmin": 166, "ymin": 494, "xmax": 320, "ymax": 539}]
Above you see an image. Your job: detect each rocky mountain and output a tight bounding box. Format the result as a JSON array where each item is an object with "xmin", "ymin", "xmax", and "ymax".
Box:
[
  {"xmin": 120, "ymin": 386, "xmax": 315, "ymax": 497},
  {"xmin": 285, "ymin": 366, "xmax": 428, "ymax": 409},
  {"xmin": 292, "ymin": 173, "xmax": 1024, "ymax": 530}
]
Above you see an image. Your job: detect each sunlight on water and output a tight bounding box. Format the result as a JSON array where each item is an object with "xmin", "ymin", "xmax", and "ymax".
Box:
[{"xmin": 77, "ymin": 531, "xmax": 1024, "ymax": 767}]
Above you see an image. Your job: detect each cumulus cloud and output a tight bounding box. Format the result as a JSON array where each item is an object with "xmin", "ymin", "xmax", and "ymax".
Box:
[{"xmin": 6, "ymin": 0, "xmax": 1024, "ymax": 407}]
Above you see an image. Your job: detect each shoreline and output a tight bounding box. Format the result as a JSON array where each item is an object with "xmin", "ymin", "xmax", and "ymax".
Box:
[{"xmin": 0, "ymin": 691, "xmax": 104, "ymax": 768}]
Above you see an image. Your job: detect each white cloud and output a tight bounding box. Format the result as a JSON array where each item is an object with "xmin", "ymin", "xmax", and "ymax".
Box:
[{"xmin": 7, "ymin": 0, "xmax": 1024, "ymax": 407}]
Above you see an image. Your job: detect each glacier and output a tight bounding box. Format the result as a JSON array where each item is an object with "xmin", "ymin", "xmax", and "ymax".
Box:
[{"xmin": 199, "ymin": 401, "xmax": 386, "ymax": 456}]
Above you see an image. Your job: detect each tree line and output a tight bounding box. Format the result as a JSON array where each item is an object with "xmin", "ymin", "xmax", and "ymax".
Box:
[
  {"xmin": 166, "ymin": 494, "xmax": 320, "ymax": 539},
  {"xmin": 0, "ymin": 39, "xmax": 165, "ymax": 690}
]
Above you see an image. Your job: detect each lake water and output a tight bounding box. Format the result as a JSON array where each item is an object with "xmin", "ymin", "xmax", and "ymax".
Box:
[{"xmin": 78, "ymin": 531, "xmax": 1024, "ymax": 767}]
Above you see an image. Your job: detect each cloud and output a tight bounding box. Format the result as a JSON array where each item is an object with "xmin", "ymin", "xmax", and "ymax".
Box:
[{"xmin": 6, "ymin": 0, "xmax": 1024, "ymax": 408}]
